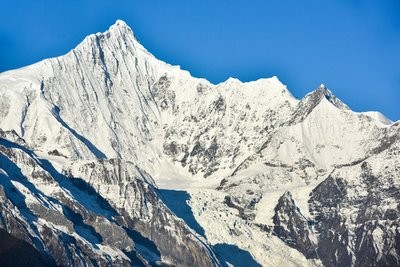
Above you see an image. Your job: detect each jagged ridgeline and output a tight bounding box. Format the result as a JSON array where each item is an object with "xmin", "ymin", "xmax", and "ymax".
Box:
[{"xmin": 0, "ymin": 20, "xmax": 399, "ymax": 266}]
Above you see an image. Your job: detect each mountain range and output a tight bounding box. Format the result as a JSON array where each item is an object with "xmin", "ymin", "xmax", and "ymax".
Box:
[{"xmin": 0, "ymin": 20, "xmax": 399, "ymax": 267}]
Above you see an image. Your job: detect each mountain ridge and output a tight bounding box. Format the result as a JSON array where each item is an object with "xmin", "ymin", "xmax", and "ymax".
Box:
[
  {"xmin": 0, "ymin": 20, "xmax": 394, "ymax": 126},
  {"xmin": 0, "ymin": 19, "xmax": 399, "ymax": 266}
]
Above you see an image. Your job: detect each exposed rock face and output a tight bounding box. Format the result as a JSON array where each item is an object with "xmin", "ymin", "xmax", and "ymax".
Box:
[
  {"xmin": 0, "ymin": 19, "xmax": 399, "ymax": 266},
  {"xmin": 0, "ymin": 132, "xmax": 217, "ymax": 266},
  {"xmin": 289, "ymin": 84, "xmax": 349, "ymax": 125},
  {"xmin": 306, "ymin": 158, "xmax": 400, "ymax": 267},
  {"xmin": 0, "ymin": 228, "xmax": 55, "ymax": 267},
  {"xmin": 273, "ymin": 191, "xmax": 317, "ymax": 259},
  {"xmin": 70, "ymin": 159, "xmax": 216, "ymax": 267},
  {"xmin": 309, "ymin": 176, "xmax": 353, "ymax": 267}
]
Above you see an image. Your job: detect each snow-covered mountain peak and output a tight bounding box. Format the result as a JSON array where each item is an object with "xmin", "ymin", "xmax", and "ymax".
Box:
[
  {"xmin": 361, "ymin": 111, "xmax": 394, "ymax": 126},
  {"xmin": 301, "ymin": 84, "xmax": 350, "ymax": 111},
  {"xmin": 108, "ymin": 19, "xmax": 137, "ymax": 39},
  {"xmin": 113, "ymin": 19, "xmax": 130, "ymax": 29},
  {"xmin": 71, "ymin": 18, "xmax": 161, "ymax": 68},
  {"xmin": 315, "ymin": 84, "xmax": 349, "ymax": 110},
  {"xmin": 1, "ymin": 20, "xmax": 399, "ymax": 267},
  {"xmin": 288, "ymin": 84, "xmax": 350, "ymax": 124},
  {"xmin": 218, "ymin": 75, "xmax": 282, "ymax": 87},
  {"xmin": 217, "ymin": 77, "xmax": 242, "ymax": 87}
]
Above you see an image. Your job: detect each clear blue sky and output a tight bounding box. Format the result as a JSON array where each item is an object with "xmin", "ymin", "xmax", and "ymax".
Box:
[{"xmin": 1, "ymin": 1, "xmax": 399, "ymax": 120}]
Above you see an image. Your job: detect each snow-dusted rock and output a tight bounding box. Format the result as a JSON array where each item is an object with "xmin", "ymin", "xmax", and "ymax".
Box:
[{"xmin": 0, "ymin": 19, "xmax": 398, "ymax": 266}]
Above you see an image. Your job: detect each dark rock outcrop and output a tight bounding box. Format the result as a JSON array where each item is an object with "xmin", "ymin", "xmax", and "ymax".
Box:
[{"xmin": 273, "ymin": 191, "xmax": 317, "ymax": 258}]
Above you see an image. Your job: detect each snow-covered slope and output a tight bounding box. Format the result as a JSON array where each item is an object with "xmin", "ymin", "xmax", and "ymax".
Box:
[{"xmin": 0, "ymin": 20, "xmax": 399, "ymax": 266}]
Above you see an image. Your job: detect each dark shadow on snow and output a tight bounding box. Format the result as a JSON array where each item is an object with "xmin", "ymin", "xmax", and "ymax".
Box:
[
  {"xmin": 124, "ymin": 227, "xmax": 161, "ymax": 266},
  {"xmin": 51, "ymin": 106, "xmax": 107, "ymax": 159},
  {"xmin": 157, "ymin": 189, "xmax": 262, "ymax": 267},
  {"xmin": 0, "ymin": 152, "xmax": 102, "ymax": 249},
  {"xmin": 157, "ymin": 189, "xmax": 205, "ymax": 237},
  {"xmin": 0, "ymin": 153, "xmax": 49, "ymax": 254},
  {"xmin": 0, "ymin": 137, "xmax": 116, "ymax": 220},
  {"xmin": 213, "ymin": 243, "xmax": 262, "ymax": 267},
  {"xmin": 0, "ymin": 137, "xmax": 162, "ymax": 264},
  {"xmin": 1, "ymin": 138, "xmax": 262, "ymax": 266}
]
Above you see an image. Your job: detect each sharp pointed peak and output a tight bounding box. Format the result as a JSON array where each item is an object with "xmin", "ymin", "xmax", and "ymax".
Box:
[
  {"xmin": 305, "ymin": 83, "xmax": 349, "ymax": 110},
  {"xmin": 105, "ymin": 19, "xmax": 136, "ymax": 40},
  {"xmin": 73, "ymin": 19, "xmax": 142, "ymax": 55},
  {"xmin": 315, "ymin": 84, "xmax": 334, "ymax": 99},
  {"xmin": 225, "ymin": 77, "xmax": 242, "ymax": 84},
  {"xmin": 314, "ymin": 83, "xmax": 332, "ymax": 96},
  {"xmin": 109, "ymin": 19, "xmax": 133, "ymax": 33},
  {"xmin": 290, "ymin": 84, "xmax": 351, "ymax": 124},
  {"xmin": 114, "ymin": 19, "xmax": 129, "ymax": 27},
  {"xmin": 80, "ymin": 19, "xmax": 136, "ymax": 43}
]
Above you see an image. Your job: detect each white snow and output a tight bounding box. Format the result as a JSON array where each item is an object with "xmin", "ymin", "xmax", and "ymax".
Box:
[{"xmin": 0, "ymin": 19, "xmax": 398, "ymax": 267}]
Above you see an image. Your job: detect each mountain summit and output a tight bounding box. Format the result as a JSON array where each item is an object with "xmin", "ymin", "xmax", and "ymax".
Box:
[
  {"xmin": 314, "ymin": 83, "xmax": 349, "ymax": 110},
  {"xmin": 0, "ymin": 20, "xmax": 399, "ymax": 267}
]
